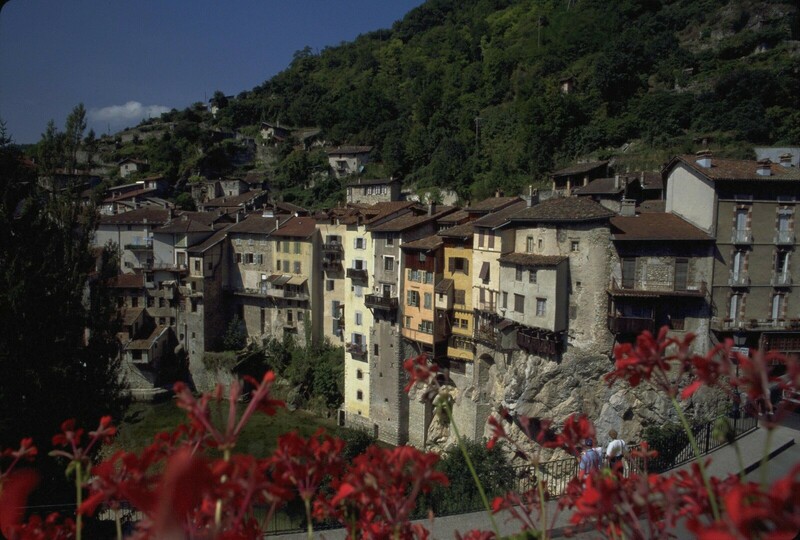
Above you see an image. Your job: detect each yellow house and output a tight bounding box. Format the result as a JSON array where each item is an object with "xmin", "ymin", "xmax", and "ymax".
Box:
[{"xmin": 439, "ymin": 223, "xmax": 476, "ymax": 362}]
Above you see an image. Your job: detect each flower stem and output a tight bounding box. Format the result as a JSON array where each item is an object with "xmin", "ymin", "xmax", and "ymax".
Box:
[
  {"xmin": 115, "ymin": 509, "xmax": 123, "ymax": 540},
  {"xmin": 671, "ymin": 397, "xmax": 720, "ymax": 520},
  {"xmin": 759, "ymin": 427, "xmax": 773, "ymax": 489},
  {"xmin": 75, "ymin": 462, "xmax": 83, "ymax": 540},
  {"xmin": 304, "ymin": 498, "xmax": 313, "ymax": 540},
  {"xmin": 537, "ymin": 472, "xmax": 548, "ymax": 540},
  {"xmin": 444, "ymin": 403, "xmax": 500, "ymax": 537}
]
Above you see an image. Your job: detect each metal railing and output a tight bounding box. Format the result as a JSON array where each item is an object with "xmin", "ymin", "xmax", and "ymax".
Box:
[
  {"xmin": 774, "ymin": 230, "xmax": 795, "ymax": 245},
  {"xmin": 731, "ymin": 229, "xmax": 753, "ymax": 244}
]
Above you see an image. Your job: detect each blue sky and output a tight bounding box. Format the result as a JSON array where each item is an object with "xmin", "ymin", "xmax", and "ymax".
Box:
[{"xmin": 0, "ymin": 1, "xmax": 424, "ymax": 144}]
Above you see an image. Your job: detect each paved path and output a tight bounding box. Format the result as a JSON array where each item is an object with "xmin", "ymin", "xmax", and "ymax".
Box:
[{"xmin": 275, "ymin": 417, "xmax": 799, "ymax": 539}]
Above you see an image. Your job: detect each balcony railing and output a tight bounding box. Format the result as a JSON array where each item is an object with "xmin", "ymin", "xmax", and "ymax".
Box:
[
  {"xmin": 475, "ymin": 325, "xmax": 498, "ymax": 345},
  {"xmin": 609, "ymin": 277, "xmax": 706, "ymax": 297},
  {"xmin": 124, "ymin": 240, "xmax": 153, "ymax": 250},
  {"xmin": 607, "ymin": 314, "xmax": 655, "ymax": 334},
  {"xmin": 364, "ymin": 294, "xmax": 398, "ymax": 311},
  {"xmin": 771, "ymin": 273, "xmax": 792, "ymax": 287},
  {"xmin": 517, "ymin": 328, "xmax": 562, "ymax": 356},
  {"xmin": 775, "ymin": 230, "xmax": 795, "ymax": 245},
  {"xmin": 232, "ymin": 287, "xmax": 309, "ymax": 301},
  {"xmin": 728, "ymin": 273, "xmax": 750, "ymax": 287},
  {"xmin": 731, "ymin": 229, "xmax": 753, "ymax": 244},
  {"xmin": 346, "ymin": 268, "xmax": 368, "ymax": 281},
  {"xmin": 710, "ymin": 317, "xmax": 800, "ymax": 332},
  {"xmin": 346, "ymin": 342, "xmax": 365, "ymax": 356},
  {"xmin": 283, "ymin": 320, "xmax": 297, "ymax": 328},
  {"xmin": 322, "ymin": 241, "xmax": 344, "ymax": 253},
  {"xmin": 476, "ymin": 300, "xmax": 496, "ymax": 313}
]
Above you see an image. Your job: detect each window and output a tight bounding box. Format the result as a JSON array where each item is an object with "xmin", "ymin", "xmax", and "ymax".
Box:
[
  {"xmin": 529, "ymin": 270, "xmax": 537, "ymax": 283},
  {"xmin": 420, "ymin": 320, "xmax": 433, "ymax": 333},
  {"xmin": 729, "ymin": 294, "xmax": 741, "ymax": 320},
  {"xmin": 131, "ymin": 296, "xmax": 139, "ymax": 308},
  {"xmin": 354, "ymin": 285, "xmax": 363, "ymax": 297},
  {"xmin": 353, "ymin": 259, "xmax": 365, "ymax": 270},
  {"xmin": 622, "ymin": 258, "xmax": 636, "ymax": 289},
  {"xmin": 424, "ymin": 293, "xmax": 432, "ymax": 309},
  {"xmin": 526, "ymin": 236, "xmax": 534, "ymax": 253},
  {"xmin": 294, "ymin": 242, "xmax": 301, "ymax": 254},
  {"xmin": 298, "ymin": 310, "xmax": 304, "ymax": 322},
  {"xmin": 327, "ymin": 279, "xmax": 334, "ymax": 291},
  {"xmin": 460, "ymin": 318, "xmax": 468, "ymax": 329},
  {"xmin": 502, "ymin": 292, "xmax": 508, "ymax": 309},
  {"xmin": 386, "ymin": 235, "xmax": 394, "ymax": 246},
  {"xmin": 675, "ymin": 258, "xmax": 688, "ymax": 291},
  {"xmin": 570, "ymin": 240, "xmax": 580, "ymax": 252},
  {"xmin": 514, "ymin": 294, "xmax": 525, "ymax": 313},
  {"xmin": 419, "ymin": 253, "xmax": 427, "ymax": 262},
  {"xmin": 354, "ymin": 237, "xmax": 365, "ymax": 250},
  {"xmin": 424, "ymin": 271, "xmax": 433, "ymax": 284},
  {"xmin": 515, "ymin": 266, "xmax": 523, "ymax": 281},
  {"xmin": 538, "ymin": 238, "xmax": 543, "ymax": 250},
  {"xmin": 776, "ymin": 251, "xmax": 790, "ymax": 279},
  {"xmin": 356, "ymin": 390, "xmax": 363, "ymax": 401},
  {"xmin": 293, "ymin": 261, "xmax": 301, "ymax": 274},
  {"xmin": 772, "ymin": 294, "xmax": 785, "ymax": 320},
  {"xmin": 190, "ymin": 299, "xmax": 197, "ymax": 313},
  {"xmin": 207, "ymin": 261, "xmax": 213, "ymax": 271},
  {"xmin": 454, "ymin": 289, "xmax": 466, "ymax": 305},
  {"xmin": 282, "ymin": 260, "xmax": 290, "ymax": 272},
  {"xmin": 373, "ymin": 344, "xmax": 379, "ymax": 356},
  {"xmin": 449, "ymin": 257, "xmax": 468, "ymax": 274},
  {"xmin": 257, "ymin": 254, "xmax": 264, "ymax": 265},
  {"xmin": 355, "ymin": 311, "xmax": 363, "ymax": 326},
  {"xmin": 245, "ymin": 253, "xmax": 254, "ymax": 264},
  {"xmin": 356, "ymin": 369, "xmax": 363, "ymax": 380},
  {"xmin": 488, "ymin": 233, "xmax": 495, "ymax": 249},
  {"xmin": 384, "ymin": 257, "xmax": 394, "ymax": 271},
  {"xmin": 478, "ymin": 231, "xmax": 485, "ymax": 248},
  {"xmin": 404, "ymin": 316, "xmax": 411, "ymax": 328},
  {"xmin": 536, "ymin": 298, "xmax": 546, "ymax": 316},
  {"xmin": 407, "ymin": 290, "xmax": 419, "ymax": 307},
  {"xmin": 235, "ymin": 253, "xmax": 242, "ymax": 264},
  {"xmin": 479, "ymin": 262, "xmax": 490, "ymax": 282}
]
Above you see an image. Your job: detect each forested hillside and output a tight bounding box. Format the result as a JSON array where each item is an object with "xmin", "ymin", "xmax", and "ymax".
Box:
[{"xmin": 68, "ymin": 0, "xmax": 800, "ymax": 203}]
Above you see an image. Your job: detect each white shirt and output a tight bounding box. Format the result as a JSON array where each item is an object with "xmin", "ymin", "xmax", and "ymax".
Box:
[{"xmin": 606, "ymin": 438, "xmax": 626, "ymax": 458}]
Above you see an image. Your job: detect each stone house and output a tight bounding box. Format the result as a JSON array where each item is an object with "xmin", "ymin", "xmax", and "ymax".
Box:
[
  {"xmin": 95, "ymin": 207, "xmax": 172, "ymax": 273},
  {"xmin": 346, "ymin": 177, "xmax": 402, "ymax": 204},
  {"xmin": 550, "ymin": 161, "xmax": 608, "ymax": 196},
  {"xmin": 607, "ymin": 212, "xmax": 714, "ymax": 353},
  {"xmin": 327, "ymin": 146, "xmax": 372, "ymax": 178},
  {"xmin": 665, "ymin": 151, "xmax": 800, "ymax": 354}
]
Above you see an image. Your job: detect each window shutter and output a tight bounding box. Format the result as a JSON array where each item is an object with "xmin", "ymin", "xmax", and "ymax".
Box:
[
  {"xmin": 464, "ymin": 260, "xmax": 469, "ymax": 274},
  {"xmin": 449, "ymin": 258, "xmax": 455, "ymax": 272}
]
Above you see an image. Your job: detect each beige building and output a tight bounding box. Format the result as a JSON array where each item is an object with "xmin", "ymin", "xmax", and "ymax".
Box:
[
  {"xmin": 346, "ymin": 177, "xmax": 402, "ymax": 204},
  {"xmin": 665, "ymin": 152, "xmax": 800, "ymax": 354},
  {"xmin": 327, "ymin": 146, "xmax": 372, "ymax": 179},
  {"xmin": 316, "ymin": 216, "xmax": 348, "ymax": 345}
]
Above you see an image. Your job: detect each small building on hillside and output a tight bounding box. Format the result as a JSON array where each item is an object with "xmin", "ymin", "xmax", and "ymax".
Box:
[
  {"xmin": 550, "ymin": 161, "xmax": 608, "ymax": 196},
  {"xmin": 119, "ymin": 158, "xmax": 149, "ymax": 178},
  {"xmin": 327, "ymin": 146, "xmax": 372, "ymax": 178},
  {"xmin": 346, "ymin": 177, "xmax": 402, "ymax": 204}
]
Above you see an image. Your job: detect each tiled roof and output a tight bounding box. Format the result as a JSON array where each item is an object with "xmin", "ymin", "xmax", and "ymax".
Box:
[
  {"xmin": 437, "ymin": 209, "xmax": 469, "ymax": 224},
  {"xmin": 509, "ymin": 198, "xmax": 614, "ymax": 223},
  {"xmin": 109, "ymin": 273, "xmax": 145, "ymax": 288},
  {"xmin": 439, "ymin": 222, "xmax": 474, "ymax": 238},
  {"xmin": 610, "ymin": 213, "xmax": 713, "ymax": 241},
  {"xmin": 669, "ymin": 155, "xmax": 800, "ymax": 182},
  {"xmin": 176, "ymin": 211, "xmax": 225, "ymax": 226},
  {"xmin": 99, "ymin": 207, "xmax": 171, "ymax": 226},
  {"xmin": 326, "ymin": 145, "xmax": 373, "ymax": 155},
  {"xmin": 121, "ymin": 307, "xmax": 145, "ymax": 326},
  {"xmin": 156, "ymin": 217, "xmax": 215, "ymax": 234},
  {"xmin": 243, "ymin": 171, "xmax": 268, "ymax": 184},
  {"xmin": 401, "ymin": 234, "xmax": 442, "ymax": 251},
  {"xmin": 202, "ymin": 190, "xmax": 266, "ymax": 207},
  {"xmin": 368, "ymin": 206, "xmax": 456, "ymax": 233},
  {"xmin": 551, "ymin": 161, "xmax": 608, "ymax": 178},
  {"xmin": 275, "ymin": 201, "xmax": 309, "ymax": 215},
  {"xmin": 498, "ymin": 253, "xmax": 567, "ymax": 267},
  {"xmin": 270, "ymin": 216, "xmax": 317, "ymax": 238},
  {"xmin": 473, "ymin": 200, "xmax": 528, "ymax": 229},
  {"xmin": 226, "ymin": 214, "xmax": 281, "ymax": 235},
  {"xmin": 638, "ymin": 172, "xmax": 663, "ymax": 190},
  {"xmin": 188, "ymin": 227, "xmax": 231, "ymax": 253},
  {"xmin": 127, "ymin": 325, "xmax": 169, "ymax": 350},
  {"xmin": 466, "ymin": 196, "xmax": 521, "ymax": 214},
  {"xmin": 435, "ymin": 278, "xmax": 453, "ymax": 294},
  {"xmin": 574, "ymin": 177, "xmax": 625, "ymax": 195},
  {"xmin": 638, "ymin": 200, "xmax": 666, "ymax": 213},
  {"xmin": 347, "ymin": 177, "xmax": 401, "ymax": 186}
]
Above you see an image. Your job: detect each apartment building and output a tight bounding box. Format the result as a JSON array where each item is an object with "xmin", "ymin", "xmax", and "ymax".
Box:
[
  {"xmin": 439, "ymin": 223, "xmax": 477, "ymax": 363},
  {"xmin": 400, "ymin": 235, "xmax": 446, "ymax": 356},
  {"xmin": 316, "ymin": 213, "xmax": 348, "ymax": 345},
  {"xmin": 95, "ymin": 207, "xmax": 171, "ymax": 272},
  {"xmin": 665, "ymin": 152, "xmax": 800, "ymax": 354},
  {"xmin": 606, "ymin": 212, "xmax": 714, "ymax": 353}
]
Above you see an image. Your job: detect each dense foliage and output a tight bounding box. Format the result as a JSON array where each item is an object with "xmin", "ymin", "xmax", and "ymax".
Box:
[{"xmin": 210, "ymin": 0, "xmax": 799, "ymax": 200}]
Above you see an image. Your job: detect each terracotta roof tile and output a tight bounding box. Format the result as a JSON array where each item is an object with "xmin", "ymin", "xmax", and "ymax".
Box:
[
  {"xmin": 499, "ymin": 253, "xmax": 568, "ymax": 267},
  {"xmin": 401, "ymin": 234, "xmax": 442, "ymax": 251},
  {"xmin": 439, "ymin": 222, "xmax": 474, "ymax": 238},
  {"xmin": 188, "ymin": 227, "xmax": 232, "ymax": 253},
  {"xmin": 574, "ymin": 177, "xmax": 625, "ymax": 195},
  {"xmin": 466, "ymin": 196, "xmax": 521, "ymax": 214},
  {"xmin": 610, "ymin": 213, "xmax": 713, "ymax": 241},
  {"xmin": 270, "ymin": 216, "xmax": 317, "ymax": 238},
  {"xmin": 156, "ymin": 217, "xmax": 216, "ymax": 233},
  {"xmin": 473, "ymin": 201, "xmax": 528, "ymax": 228},
  {"xmin": 368, "ymin": 206, "xmax": 456, "ymax": 232},
  {"xmin": 202, "ymin": 190, "xmax": 267, "ymax": 207},
  {"xmin": 99, "ymin": 207, "xmax": 171, "ymax": 225},
  {"xmin": 509, "ymin": 198, "xmax": 613, "ymax": 223},
  {"xmin": 226, "ymin": 214, "xmax": 281, "ymax": 235},
  {"xmin": 670, "ymin": 156, "xmax": 800, "ymax": 182},
  {"xmin": 437, "ymin": 209, "xmax": 469, "ymax": 224}
]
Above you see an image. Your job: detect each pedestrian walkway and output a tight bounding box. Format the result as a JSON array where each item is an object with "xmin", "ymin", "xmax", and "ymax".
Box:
[{"xmin": 275, "ymin": 420, "xmax": 799, "ymax": 539}]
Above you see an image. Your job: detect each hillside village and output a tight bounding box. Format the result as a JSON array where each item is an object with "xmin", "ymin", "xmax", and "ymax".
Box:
[{"xmin": 83, "ymin": 135, "xmax": 800, "ymax": 448}]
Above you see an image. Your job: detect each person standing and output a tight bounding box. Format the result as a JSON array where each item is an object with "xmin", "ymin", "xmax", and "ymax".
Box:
[
  {"xmin": 605, "ymin": 429, "xmax": 627, "ymax": 472},
  {"xmin": 578, "ymin": 438, "xmax": 602, "ymax": 479}
]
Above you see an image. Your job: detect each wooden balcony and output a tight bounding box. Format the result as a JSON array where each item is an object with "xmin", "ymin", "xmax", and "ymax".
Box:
[
  {"xmin": 346, "ymin": 268, "xmax": 368, "ymax": 281},
  {"xmin": 517, "ymin": 327, "xmax": 562, "ymax": 356},
  {"xmin": 710, "ymin": 317, "xmax": 800, "ymax": 332},
  {"xmin": 608, "ymin": 277, "xmax": 706, "ymax": 297},
  {"xmin": 607, "ymin": 314, "xmax": 655, "ymax": 334},
  {"xmin": 364, "ymin": 294, "xmax": 398, "ymax": 311},
  {"xmin": 322, "ymin": 241, "xmax": 344, "ymax": 254}
]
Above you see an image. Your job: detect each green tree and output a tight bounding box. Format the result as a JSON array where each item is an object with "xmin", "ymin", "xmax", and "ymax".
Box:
[
  {"xmin": 175, "ymin": 192, "xmax": 197, "ymax": 211},
  {"xmin": 37, "ymin": 119, "xmax": 64, "ymax": 175},
  {"xmin": 64, "ymin": 103, "xmax": 87, "ymax": 172},
  {"xmin": 222, "ymin": 315, "xmax": 247, "ymax": 350},
  {"xmin": 0, "ymin": 138, "xmax": 128, "ymax": 505}
]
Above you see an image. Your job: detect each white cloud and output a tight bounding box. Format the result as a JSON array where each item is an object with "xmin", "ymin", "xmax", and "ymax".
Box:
[{"xmin": 88, "ymin": 101, "xmax": 171, "ymax": 130}]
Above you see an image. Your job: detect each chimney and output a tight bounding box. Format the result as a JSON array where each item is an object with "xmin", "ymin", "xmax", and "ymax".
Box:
[
  {"xmin": 779, "ymin": 153, "xmax": 793, "ymax": 168},
  {"xmin": 756, "ymin": 159, "xmax": 772, "ymax": 177},
  {"xmin": 696, "ymin": 150, "xmax": 712, "ymax": 168},
  {"xmin": 235, "ymin": 212, "xmax": 241, "ymax": 223},
  {"xmin": 428, "ymin": 201, "xmax": 436, "ymax": 216},
  {"xmin": 275, "ymin": 218, "xmax": 280, "ymax": 231},
  {"xmin": 168, "ymin": 208, "xmax": 173, "ymax": 220},
  {"xmin": 620, "ymin": 199, "xmax": 636, "ymax": 217},
  {"xmin": 614, "ymin": 174, "xmax": 620, "ymax": 190}
]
